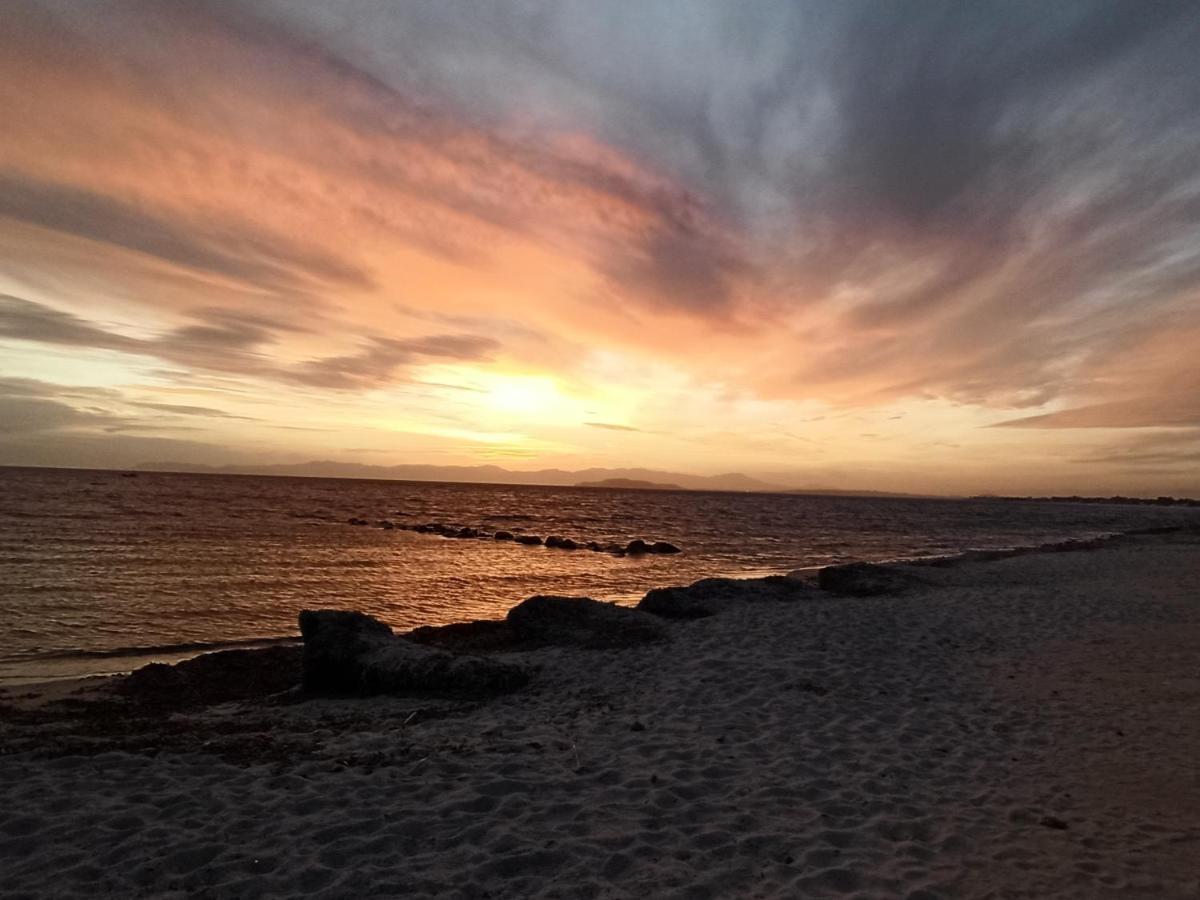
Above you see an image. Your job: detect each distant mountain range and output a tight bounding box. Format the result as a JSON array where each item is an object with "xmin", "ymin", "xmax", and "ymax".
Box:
[{"xmin": 136, "ymin": 460, "xmax": 785, "ymax": 493}]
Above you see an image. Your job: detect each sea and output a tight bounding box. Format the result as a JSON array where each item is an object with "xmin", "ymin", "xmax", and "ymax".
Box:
[{"xmin": 2, "ymin": 466, "xmax": 1197, "ymax": 684}]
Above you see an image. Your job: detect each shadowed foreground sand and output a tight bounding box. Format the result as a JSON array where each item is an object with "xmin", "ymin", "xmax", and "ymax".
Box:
[{"xmin": 1, "ymin": 533, "xmax": 1198, "ymax": 898}]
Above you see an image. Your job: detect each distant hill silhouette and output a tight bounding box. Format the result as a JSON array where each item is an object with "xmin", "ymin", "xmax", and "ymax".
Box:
[
  {"xmin": 136, "ymin": 460, "xmax": 785, "ymax": 493},
  {"xmin": 575, "ymin": 478, "xmax": 683, "ymax": 491}
]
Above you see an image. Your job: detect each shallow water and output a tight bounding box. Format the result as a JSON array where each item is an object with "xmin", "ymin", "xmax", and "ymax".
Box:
[{"xmin": 1, "ymin": 466, "xmax": 1196, "ymax": 682}]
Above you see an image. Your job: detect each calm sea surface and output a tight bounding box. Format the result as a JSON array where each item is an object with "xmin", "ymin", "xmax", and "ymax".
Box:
[{"xmin": 2, "ymin": 466, "xmax": 1197, "ymax": 682}]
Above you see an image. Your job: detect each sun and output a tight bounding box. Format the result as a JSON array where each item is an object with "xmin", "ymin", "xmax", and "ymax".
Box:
[{"xmin": 484, "ymin": 375, "xmax": 570, "ymax": 416}]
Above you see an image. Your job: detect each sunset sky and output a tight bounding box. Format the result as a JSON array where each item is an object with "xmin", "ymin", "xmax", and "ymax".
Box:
[{"xmin": 1, "ymin": 1, "xmax": 1198, "ymax": 495}]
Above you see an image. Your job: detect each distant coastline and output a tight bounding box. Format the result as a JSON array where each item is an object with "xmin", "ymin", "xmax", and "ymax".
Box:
[{"xmin": 971, "ymin": 493, "xmax": 1199, "ymax": 508}]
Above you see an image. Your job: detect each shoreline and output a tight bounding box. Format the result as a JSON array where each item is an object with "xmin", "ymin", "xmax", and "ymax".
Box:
[
  {"xmin": 3, "ymin": 523, "xmax": 1193, "ymax": 690},
  {"xmin": 1, "ymin": 529, "xmax": 1198, "ymax": 896}
]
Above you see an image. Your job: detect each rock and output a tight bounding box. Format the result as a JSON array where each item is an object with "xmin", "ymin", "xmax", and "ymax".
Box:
[
  {"xmin": 453, "ymin": 527, "xmax": 480, "ymax": 539},
  {"xmin": 121, "ymin": 644, "xmax": 303, "ymax": 711},
  {"xmin": 514, "ymin": 534, "xmax": 543, "ymax": 545},
  {"xmin": 603, "ymin": 543, "xmax": 625, "ymax": 555},
  {"xmin": 817, "ymin": 562, "xmax": 925, "ymax": 597},
  {"xmin": 545, "ymin": 536, "xmax": 579, "ymax": 550},
  {"xmin": 406, "ymin": 619, "xmax": 528, "ymax": 653},
  {"xmin": 348, "ymin": 517, "xmax": 369, "ymax": 526},
  {"xmin": 638, "ymin": 575, "xmax": 816, "ymax": 619},
  {"xmin": 585, "ymin": 541, "xmax": 604, "ymax": 552},
  {"xmin": 650, "ymin": 541, "xmax": 681, "ymax": 554},
  {"xmin": 625, "ymin": 539, "xmax": 651, "ymax": 554},
  {"xmin": 494, "ymin": 530, "xmax": 514, "ymax": 541},
  {"xmin": 298, "ymin": 609, "xmax": 529, "ymax": 696},
  {"xmin": 544, "ymin": 535, "xmax": 565, "ymax": 548},
  {"xmin": 377, "ymin": 520, "xmax": 395, "ymax": 530},
  {"xmin": 1039, "ymin": 815, "xmax": 1069, "ymax": 830},
  {"xmin": 506, "ymin": 596, "xmax": 669, "ymax": 649}
]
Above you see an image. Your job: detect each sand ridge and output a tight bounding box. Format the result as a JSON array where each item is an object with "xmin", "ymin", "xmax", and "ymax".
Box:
[{"xmin": 1, "ymin": 533, "xmax": 1198, "ymax": 898}]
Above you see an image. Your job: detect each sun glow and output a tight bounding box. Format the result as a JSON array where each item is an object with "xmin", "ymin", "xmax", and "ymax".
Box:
[{"xmin": 483, "ymin": 375, "xmax": 576, "ymax": 418}]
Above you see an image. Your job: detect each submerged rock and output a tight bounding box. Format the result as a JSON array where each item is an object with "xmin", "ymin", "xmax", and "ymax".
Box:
[
  {"xmin": 507, "ymin": 596, "xmax": 669, "ymax": 649},
  {"xmin": 817, "ymin": 562, "xmax": 925, "ymax": 597},
  {"xmin": 638, "ymin": 575, "xmax": 815, "ymax": 619},
  {"xmin": 348, "ymin": 517, "xmax": 369, "ymax": 526},
  {"xmin": 298, "ymin": 609, "xmax": 529, "ymax": 696}
]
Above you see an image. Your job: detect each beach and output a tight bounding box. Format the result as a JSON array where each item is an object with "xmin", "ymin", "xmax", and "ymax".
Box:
[{"xmin": 1, "ymin": 531, "xmax": 1197, "ymax": 898}]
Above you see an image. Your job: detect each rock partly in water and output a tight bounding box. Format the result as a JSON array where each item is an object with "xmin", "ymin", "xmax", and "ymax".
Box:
[
  {"xmin": 625, "ymin": 539, "xmax": 651, "ymax": 555},
  {"xmin": 817, "ymin": 562, "xmax": 925, "ymax": 597},
  {"xmin": 650, "ymin": 541, "xmax": 682, "ymax": 554},
  {"xmin": 507, "ymin": 596, "xmax": 669, "ymax": 649},
  {"xmin": 638, "ymin": 575, "xmax": 815, "ymax": 619},
  {"xmin": 299, "ymin": 609, "xmax": 529, "ymax": 696},
  {"xmin": 348, "ymin": 517, "xmax": 369, "ymax": 526},
  {"xmin": 514, "ymin": 534, "xmax": 543, "ymax": 545},
  {"xmin": 494, "ymin": 530, "xmax": 514, "ymax": 541},
  {"xmin": 545, "ymin": 535, "xmax": 579, "ymax": 550}
]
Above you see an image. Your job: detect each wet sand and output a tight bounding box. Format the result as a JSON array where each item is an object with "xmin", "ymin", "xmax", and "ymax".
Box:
[{"xmin": 1, "ymin": 532, "xmax": 1198, "ymax": 898}]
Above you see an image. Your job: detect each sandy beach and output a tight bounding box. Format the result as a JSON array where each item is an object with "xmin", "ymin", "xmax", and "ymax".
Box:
[{"xmin": 1, "ymin": 531, "xmax": 1198, "ymax": 899}]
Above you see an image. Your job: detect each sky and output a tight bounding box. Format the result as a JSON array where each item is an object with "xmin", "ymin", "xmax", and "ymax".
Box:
[{"xmin": 1, "ymin": 0, "xmax": 1198, "ymax": 496}]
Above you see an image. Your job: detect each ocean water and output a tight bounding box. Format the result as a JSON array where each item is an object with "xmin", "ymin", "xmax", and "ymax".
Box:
[{"xmin": 1, "ymin": 466, "xmax": 1197, "ymax": 683}]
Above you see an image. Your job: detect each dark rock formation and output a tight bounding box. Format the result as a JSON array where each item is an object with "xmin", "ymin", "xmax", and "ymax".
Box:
[
  {"xmin": 377, "ymin": 520, "xmax": 395, "ymax": 530},
  {"xmin": 406, "ymin": 619, "xmax": 532, "ymax": 654},
  {"xmin": 650, "ymin": 541, "xmax": 682, "ymax": 554},
  {"xmin": 506, "ymin": 596, "xmax": 669, "ymax": 649},
  {"xmin": 545, "ymin": 535, "xmax": 579, "ymax": 550},
  {"xmin": 817, "ymin": 562, "xmax": 925, "ymax": 597},
  {"xmin": 121, "ymin": 644, "xmax": 303, "ymax": 709},
  {"xmin": 625, "ymin": 539, "xmax": 651, "ymax": 554},
  {"xmin": 348, "ymin": 517, "xmax": 369, "ymax": 526},
  {"xmin": 514, "ymin": 534, "xmax": 543, "ymax": 545},
  {"xmin": 638, "ymin": 575, "xmax": 815, "ymax": 619},
  {"xmin": 494, "ymin": 530, "xmax": 514, "ymax": 541},
  {"xmin": 298, "ymin": 609, "xmax": 529, "ymax": 696}
]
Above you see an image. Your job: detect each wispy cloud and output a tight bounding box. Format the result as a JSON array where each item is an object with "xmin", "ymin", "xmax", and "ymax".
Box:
[{"xmin": 0, "ymin": 295, "xmax": 500, "ymax": 392}]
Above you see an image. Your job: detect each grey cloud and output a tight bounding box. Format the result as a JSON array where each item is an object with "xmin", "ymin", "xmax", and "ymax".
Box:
[
  {"xmin": 288, "ymin": 334, "xmax": 500, "ymax": 390},
  {"xmin": 0, "ymin": 294, "xmax": 139, "ymax": 351},
  {"xmin": 585, "ymin": 422, "xmax": 642, "ymax": 433},
  {"xmin": 0, "ymin": 396, "xmax": 122, "ymax": 434},
  {"xmin": 0, "ymin": 172, "xmax": 372, "ymax": 292},
  {"xmin": 0, "ymin": 295, "xmax": 500, "ymax": 393},
  {"xmin": 130, "ymin": 402, "xmax": 255, "ymax": 420}
]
